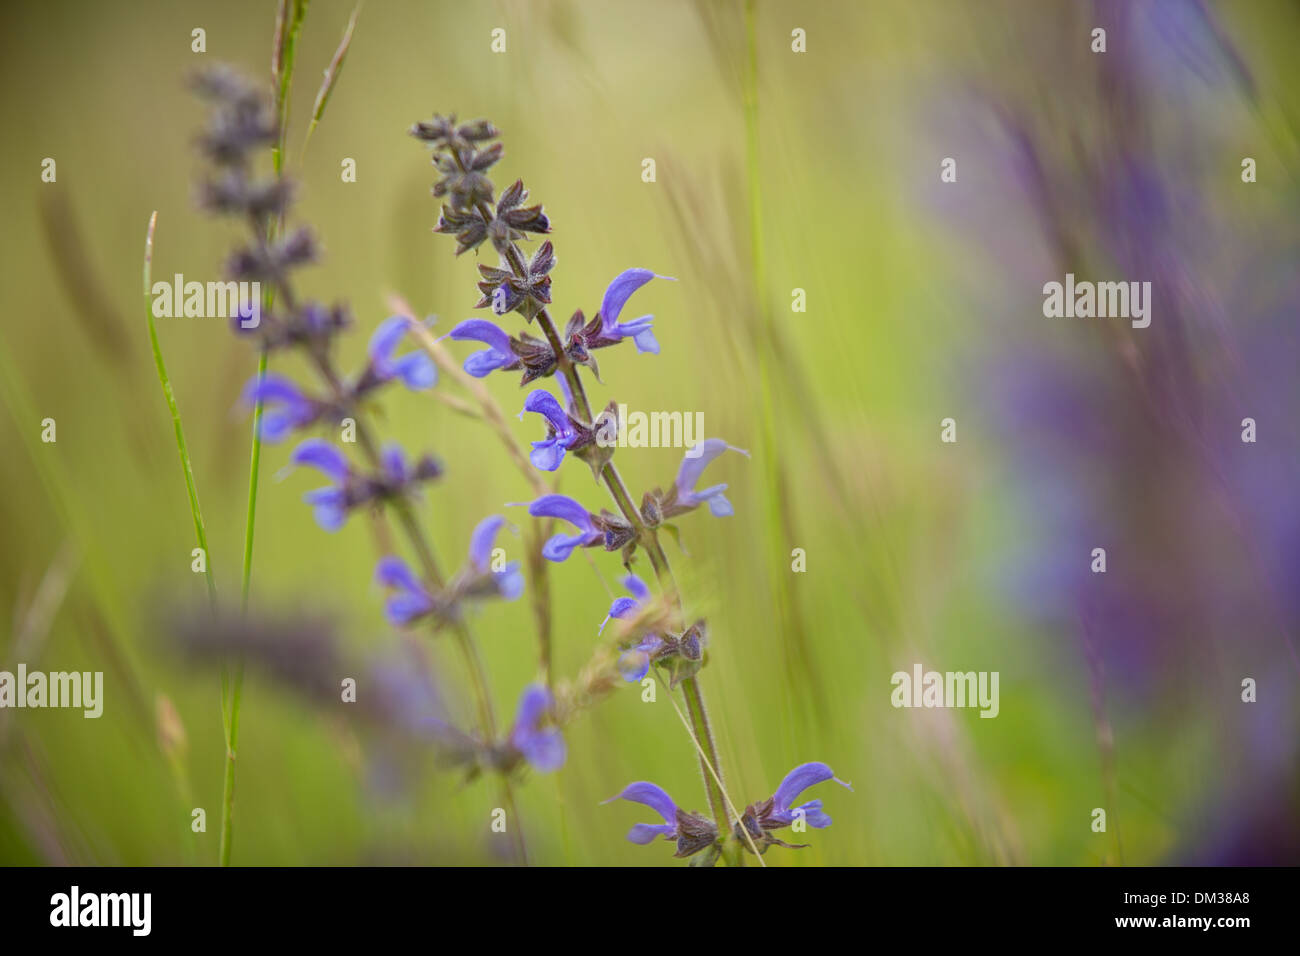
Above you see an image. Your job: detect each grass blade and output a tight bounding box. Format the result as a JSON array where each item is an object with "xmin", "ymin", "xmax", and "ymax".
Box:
[
  {"xmin": 142, "ymin": 211, "xmax": 216, "ymax": 606},
  {"xmin": 222, "ymin": 0, "xmax": 313, "ymax": 867},
  {"xmin": 301, "ymin": 3, "xmax": 361, "ymax": 161}
]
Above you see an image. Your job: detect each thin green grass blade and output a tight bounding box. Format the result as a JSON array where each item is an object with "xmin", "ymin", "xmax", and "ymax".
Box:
[
  {"xmin": 301, "ymin": 3, "xmax": 361, "ymax": 162},
  {"xmin": 222, "ymin": 0, "xmax": 311, "ymax": 867},
  {"xmin": 142, "ymin": 212, "xmax": 216, "ymax": 606}
]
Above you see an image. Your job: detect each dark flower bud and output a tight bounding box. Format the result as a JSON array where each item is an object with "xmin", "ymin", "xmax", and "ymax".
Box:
[
  {"xmin": 470, "ymin": 143, "xmax": 503, "ymax": 171},
  {"xmin": 199, "ymin": 172, "xmax": 294, "ymax": 220},
  {"xmin": 495, "ymin": 179, "xmax": 550, "ymax": 241},
  {"xmin": 678, "ymin": 621, "xmax": 705, "ymax": 661},
  {"xmin": 456, "ymin": 119, "xmax": 499, "ymax": 143},
  {"xmin": 474, "ymin": 245, "xmax": 553, "ymax": 318},
  {"xmin": 640, "ymin": 491, "xmax": 662, "ymax": 529},
  {"xmin": 226, "ymin": 226, "xmax": 319, "ymax": 282},
  {"xmin": 435, "ymin": 207, "xmax": 489, "ymax": 255},
  {"xmin": 412, "ymin": 455, "xmax": 443, "ymax": 483},
  {"xmin": 509, "ymin": 332, "xmax": 558, "ymax": 384},
  {"xmin": 593, "ymin": 511, "xmax": 636, "ymax": 553},
  {"xmin": 431, "ymin": 153, "xmax": 495, "ymax": 211},
  {"xmin": 191, "ymin": 68, "xmax": 277, "ymax": 165}
]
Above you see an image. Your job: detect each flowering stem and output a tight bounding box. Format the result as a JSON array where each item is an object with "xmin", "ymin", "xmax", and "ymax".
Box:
[
  {"xmin": 493, "ymin": 224, "xmax": 733, "ymax": 853},
  {"xmin": 447, "ymin": 147, "xmax": 731, "ymax": 859}
]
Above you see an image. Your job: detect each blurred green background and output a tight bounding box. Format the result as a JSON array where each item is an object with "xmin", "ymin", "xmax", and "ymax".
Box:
[{"xmin": 1, "ymin": 0, "xmax": 1297, "ymax": 866}]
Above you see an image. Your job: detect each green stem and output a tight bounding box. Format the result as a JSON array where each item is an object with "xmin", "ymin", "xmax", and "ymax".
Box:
[
  {"xmin": 680, "ymin": 675, "xmax": 729, "ymax": 839},
  {"xmin": 218, "ymin": 663, "xmax": 243, "ymax": 866}
]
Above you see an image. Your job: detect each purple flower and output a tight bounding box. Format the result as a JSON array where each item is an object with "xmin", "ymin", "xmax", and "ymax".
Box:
[
  {"xmin": 598, "ymin": 268, "xmax": 672, "ymax": 354},
  {"xmin": 445, "ymin": 318, "xmax": 521, "ymax": 378},
  {"xmin": 554, "ymin": 371, "xmax": 576, "ymax": 415},
  {"xmin": 467, "ymin": 514, "xmax": 524, "ymax": 600},
  {"xmin": 507, "ymin": 684, "xmax": 565, "ymax": 772},
  {"xmin": 670, "ymin": 439, "xmax": 749, "ymax": 517},
  {"xmin": 367, "ymin": 316, "xmax": 437, "ymax": 391},
  {"xmin": 735, "ymin": 762, "xmax": 852, "ymax": 854},
  {"xmin": 291, "ymin": 439, "xmax": 440, "ymax": 531},
  {"xmin": 518, "ymin": 390, "xmax": 589, "ymax": 471},
  {"xmin": 526, "ymin": 494, "xmax": 603, "ymax": 562},
  {"xmin": 767, "ymin": 762, "xmax": 851, "ymax": 828},
  {"xmin": 374, "ymin": 556, "xmax": 437, "ymax": 627},
  {"xmin": 600, "ymin": 575, "xmax": 662, "ymax": 681},
  {"xmin": 604, "ymin": 781, "xmax": 718, "ymax": 858},
  {"xmin": 291, "ymin": 438, "xmax": 352, "ymax": 531},
  {"xmin": 561, "ymin": 270, "xmax": 675, "ymax": 371},
  {"xmin": 241, "ymin": 372, "xmax": 322, "ymax": 443}
]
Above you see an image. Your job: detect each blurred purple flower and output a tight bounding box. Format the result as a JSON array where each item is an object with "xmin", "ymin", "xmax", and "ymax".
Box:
[
  {"xmin": 600, "ymin": 575, "xmax": 662, "ymax": 682},
  {"xmin": 663, "ymin": 439, "xmax": 749, "ymax": 518},
  {"xmin": 507, "ymin": 684, "xmax": 564, "ymax": 772},
  {"xmin": 466, "ymin": 514, "xmax": 524, "ymax": 600},
  {"xmin": 291, "ymin": 438, "xmax": 352, "ymax": 531},
  {"xmin": 241, "ymin": 372, "xmax": 323, "ymax": 443},
  {"xmin": 290, "ymin": 439, "xmax": 441, "ymax": 532},
  {"xmin": 375, "ymin": 556, "xmax": 437, "ymax": 627},
  {"xmin": 366, "ymin": 316, "xmax": 437, "ymax": 391}
]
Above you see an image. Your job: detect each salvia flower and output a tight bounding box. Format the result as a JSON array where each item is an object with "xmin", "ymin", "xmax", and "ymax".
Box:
[
  {"xmin": 565, "ymin": 269, "xmax": 673, "ymax": 362},
  {"xmin": 374, "ymin": 556, "xmax": 440, "ymax": 627},
  {"xmin": 457, "ymin": 514, "xmax": 524, "ymax": 601},
  {"xmin": 518, "ymin": 389, "xmax": 594, "ymax": 471},
  {"xmin": 604, "ymin": 782, "xmax": 719, "ymax": 858},
  {"xmin": 600, "ymin": 575, "xmax": 663, "ymax": 682},
  {"xmin": 445, "ymin": 318, "xmax": 522, "ymax": 378},
  {"xmin": 241, "ymin": 373, "xmax": 326, "ymax": 442},
  {"xmin": 506, "ymin": 684, "xmax": 565, "ymax": 773},
  {"xmin": 359, "ymin": 316, "xmax": 438, "ymax": 393},
  {"xmin": 527, "ymin": 494, "xmax": 604, "ymax": 562},
  {"xmin": 291, "ymin": 438, "xmax": 442, "ymax": 531},
  {"xmin": 734, "ymin": 762, "xmax": 852, "ymax": 854},
  {"xmin": 599, "ymin": 268, "xmax": 669, "ymax": 353},
  {"xmin": 656, "ymin": 439, "xmax": 750, "ymax": 520},
  {"xmin": 525, "ymin": 494, "xmax": 633, "ymax": 560},
  {"xmin": 291, "ymin": 438, "xmax": 353, "ymax": 531}
]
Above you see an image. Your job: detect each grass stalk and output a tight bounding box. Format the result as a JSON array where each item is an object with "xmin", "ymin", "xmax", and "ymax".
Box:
[{"xmin": 142, "ymin": 212, "xmax": 216, "ymax": 607}]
